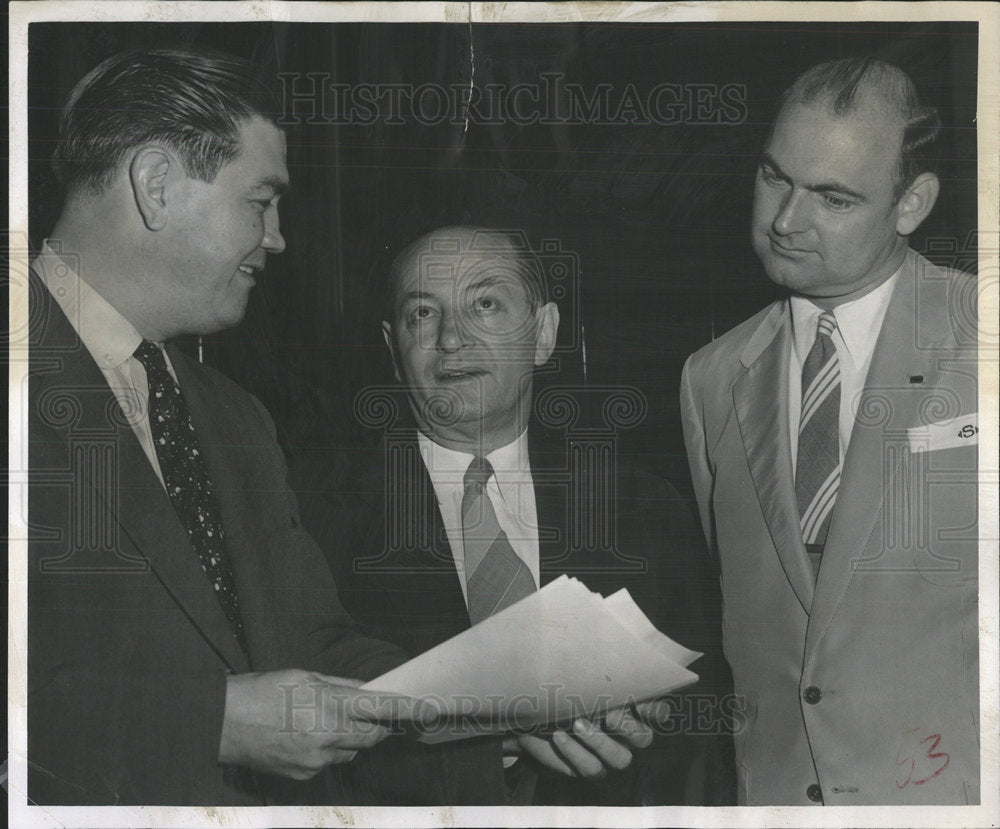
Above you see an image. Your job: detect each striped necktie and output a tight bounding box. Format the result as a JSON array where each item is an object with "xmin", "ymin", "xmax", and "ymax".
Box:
[
  {"xmin": 133, "ymin": 340, "xmax": 248, "ymax": 653},
  {"xmin": 795, "ymin": 311, "xmax": 841, "ymax": 565},
  {"xmin": 461, "ymin": 456, "xmax": 537, "ymax": 624}
]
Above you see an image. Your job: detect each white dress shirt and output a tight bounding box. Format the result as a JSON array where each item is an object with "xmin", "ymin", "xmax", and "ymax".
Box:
[
  {"xmin": 788, "ymin": 269, "xmax": 900, "ymax": 472},
  {"xmin": 35, "ymin": 240, "xmax": 175, "ymax": 488},
  {"xmin": 417, "ymin": 429, "xmax": 540, "ymax": 605}
]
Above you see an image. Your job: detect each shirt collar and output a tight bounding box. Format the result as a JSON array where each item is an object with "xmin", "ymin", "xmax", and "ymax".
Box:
[
  {"xmin": 36, "ymin": 239, "xmax": 144, "ymax": 370},
  {"xmin": 790, "ymin": 267, "xmax": 900, "ymax": 369},
  {"xmin": 417, "ymin": 428, "xmax": 532, "ymax": 485}
]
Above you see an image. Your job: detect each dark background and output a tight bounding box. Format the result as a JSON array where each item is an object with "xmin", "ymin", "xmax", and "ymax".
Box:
[{"xmin": 27, "ymin": 21, "xmax": 979, "ymax": 493}]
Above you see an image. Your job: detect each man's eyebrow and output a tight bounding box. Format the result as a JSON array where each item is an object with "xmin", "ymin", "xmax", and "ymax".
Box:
[
  {"xmin": 760, "ymin": 152, "xmax": 867, "ymax": 202},
  {"xmin": 399, "ymin": 290, "xmax": 436, "ymax": 302},
  {"xmin": 809, "ymin": 179, "xmax": 866, "ymax": 202},
  {"xmin": 759, "ymin": 152, "xmax": 788, "ymax": 179},
  {"xmin": 251, "ymin": 175, "xmax": 289, "ymax": 196},
  {"xmin": 466, "ymin": 275, "xmax": 520, "ymax": 292},
  {"xmin": 468, "ymin": 276, "xmax": 502, "ymax": 290}
]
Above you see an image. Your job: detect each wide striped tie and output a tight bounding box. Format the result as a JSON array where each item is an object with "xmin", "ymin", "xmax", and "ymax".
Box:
[
  {"xmin": 461, "ymin": 456, "xmax": 537, "ymax": 624},
  {"xmin": 795, "ymin": 311, "xmax": 841, "ymax": 564}
]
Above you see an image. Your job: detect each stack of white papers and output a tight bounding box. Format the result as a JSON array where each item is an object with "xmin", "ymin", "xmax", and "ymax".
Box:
[{"xmin": 361, "ymin": 575, "xmax": 701, "ymax": 743}]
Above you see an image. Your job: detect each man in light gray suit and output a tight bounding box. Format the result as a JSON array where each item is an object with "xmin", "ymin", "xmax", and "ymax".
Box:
[{"xmin": 681, "ymin": 57, "xmax": 978, "ymax": 805}]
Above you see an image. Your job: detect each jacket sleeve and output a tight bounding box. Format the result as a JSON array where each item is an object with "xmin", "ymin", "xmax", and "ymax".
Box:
[{"xmin": 241, "ymin": 394, "xmax": 406, "ymax": 682}]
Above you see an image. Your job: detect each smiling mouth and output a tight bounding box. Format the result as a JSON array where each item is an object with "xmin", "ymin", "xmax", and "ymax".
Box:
[
  {"xmin": 237, "ymin": 264, "xmax": 260, "ymax": 282},
  {"xmin": 768, "ymin": 237, "xmax": 812, "ymax": 257}
]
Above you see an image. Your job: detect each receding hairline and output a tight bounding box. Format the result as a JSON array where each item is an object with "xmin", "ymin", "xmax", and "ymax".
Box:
[
  {"xmin": 773, "ymin": 92, "xmax": 908, "ymax": 143},
  {"xmin": 772, "ymin": 57, "xmax": 941, "ymax": 202},
  {"xmin": 777, "ymin": 73, "xmax": 912, "ymax": 140},
  {"xmin": 782, "ymin": 58, "xmax": 917, "ymax": 114},
  {"xmin": 386, "ymin": 226, "xmax": 544, "ymax": 318}
]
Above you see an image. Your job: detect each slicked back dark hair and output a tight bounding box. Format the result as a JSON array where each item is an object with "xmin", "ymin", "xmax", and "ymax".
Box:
[
  {"xmin": 781, "ymin": 57, "xmax": 941, "ymax": 202},
  {"xmin": 52, "ymin": 46, "xmax": 282, "ymax": 195}
]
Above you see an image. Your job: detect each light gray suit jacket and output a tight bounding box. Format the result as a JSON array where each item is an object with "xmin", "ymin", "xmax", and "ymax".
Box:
[{"xmin": 680, "ymin": 249, "xmax": 979, "ymax": 805}]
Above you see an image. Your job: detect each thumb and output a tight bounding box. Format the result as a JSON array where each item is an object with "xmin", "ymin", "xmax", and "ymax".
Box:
[{"xmin": 311, "ymin": 673, "xmax": 364, "ymax": 689}]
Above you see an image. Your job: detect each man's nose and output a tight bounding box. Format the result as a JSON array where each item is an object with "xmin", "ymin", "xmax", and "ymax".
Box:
[
  {"xmin": 262, "ymin": 209, "xmax": 286, "ymax": 254},
  {"xmin": 436, "ymin": 311, "xmax": 466, "ymax": 352},
  {"xmin": 771, "ymin": 188, "xmax": 809, "ymax": 236}
]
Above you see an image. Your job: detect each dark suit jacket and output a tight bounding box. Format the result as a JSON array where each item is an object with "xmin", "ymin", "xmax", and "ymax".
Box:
[
  {"xmin": 681, "ymin": 251, "xmax": 979, "ymax": 805},
  {"xmin": 293, "ymin": 414, "xmax": 735, "ymax": 806},
  {"xmin": 27, "ymin": 274, "xmax": 406, "ymax": 805}
]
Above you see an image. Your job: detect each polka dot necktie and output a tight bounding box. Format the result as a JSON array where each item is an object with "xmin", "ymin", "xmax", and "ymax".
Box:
[
  {"xmin": 133, "ymin": 339, "xmax": 248, "ymax": 653},
  {"xmin": 795, "ymin": 311, "xmax": 841, "ymax": 570},
  {"xmin": 461, "ymin": 456, "xmax": 537, "ymax": 624}
]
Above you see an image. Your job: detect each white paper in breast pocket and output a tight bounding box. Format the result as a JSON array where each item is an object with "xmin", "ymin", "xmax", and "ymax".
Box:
[{"xmin": 907, "ymin": 412, "xmax": 979, "ymax": 454}]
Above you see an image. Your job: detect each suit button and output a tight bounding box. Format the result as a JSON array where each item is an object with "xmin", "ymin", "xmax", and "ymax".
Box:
[
  {"xmin": 806, "ymin": 783, "xmax": 823, "ymax": 802},
  {"xmin": 803, "ymin": 686, "xmax": 823, "ymax": 704}
]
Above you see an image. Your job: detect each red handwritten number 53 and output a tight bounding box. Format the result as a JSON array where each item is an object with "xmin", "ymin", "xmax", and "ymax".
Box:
[{"xmin": 895, "ymin": 730, "xmax": 950, "ymax": 788}]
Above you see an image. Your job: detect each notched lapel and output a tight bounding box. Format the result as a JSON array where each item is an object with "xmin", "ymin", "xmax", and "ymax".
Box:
[
  {"xmin": 733, "ymin": 305, "xmax": 815, "ymax": 613},
  {"xmin": 530, "ymin": 428, "xmax": 572, "ymax": 586},
  {"xmin": 361, "ymin": 436, "xmax": 471, "ymax": 643}
]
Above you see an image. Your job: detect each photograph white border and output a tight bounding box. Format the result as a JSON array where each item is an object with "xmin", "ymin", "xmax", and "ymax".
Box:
[{"xmin": 8, "ymin": 3, "xmax": 998, "ymax": 827}]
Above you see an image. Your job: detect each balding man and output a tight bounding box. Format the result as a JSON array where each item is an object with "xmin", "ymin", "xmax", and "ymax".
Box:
[
  {"xmin": 296, "ymin": 225, "xmax": 734, "ymax": 805},
  {"xmin": 681, "ymin": 57, "xmax": 979, "ymax": 805}
]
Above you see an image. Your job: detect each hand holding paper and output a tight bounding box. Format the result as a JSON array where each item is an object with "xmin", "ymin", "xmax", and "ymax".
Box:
[
  {"xmin": 218, "ymin": 670, "xmax": 398, "ymax": 779},
  {"xmin": 361, "ymin": 576, "xmax": 701, "ymax": 743}
]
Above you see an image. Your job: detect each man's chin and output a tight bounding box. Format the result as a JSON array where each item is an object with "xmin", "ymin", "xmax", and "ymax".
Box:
[
  {"xmin": 760, "ymin": 259, "xmax": 816, "ymax": 292},
  {"xmin": 414, "ymin": 395, "xmax": 482, "ymax": 433},
  {"xmin": 203, "ymin": 304, "xmax": 251, "ymax": 336}
]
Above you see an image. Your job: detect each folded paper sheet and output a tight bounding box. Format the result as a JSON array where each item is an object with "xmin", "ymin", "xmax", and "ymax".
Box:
[{"xmin": 361, "ymin": 575, "xmax": 701, "ymax": 743}]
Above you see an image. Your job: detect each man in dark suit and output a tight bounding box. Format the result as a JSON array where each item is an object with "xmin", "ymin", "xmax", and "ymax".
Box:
[
  {"xmin": 295, "ymin": 225, "xmax": 734, "ymax": 805},
  {"xmin": 681, "ymin": 58, "xmax": 979, "ymax": 805},
  {"xmin": 27, "ymin": 46, "xmax": 412, "ymax": 805}
]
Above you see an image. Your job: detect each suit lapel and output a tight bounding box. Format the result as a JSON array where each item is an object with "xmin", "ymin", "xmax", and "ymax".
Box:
[
  {"xmin": 110, "ymin": 354, "xmax": 250, "ymax": 673},
  {"xmin": 372, "ymin": 433, "xmax": 471, "ymax": 646},
  {"xmin": 31, "ymin": 275, "xmax": 248, "ymax": 672},
  {"xmin": 531, "ymin": 427, "xmax": 570, "ymax": 588},
  {"xmin": 733, "ymin": 302, "xmax": 815, "ymax": 613},
  {"xmin": 114, "ymin": 428, "xmax": 251, "ymax": 673},
  {"xmin": 168, "ymin": 351, "xmax": 263, "ymax": 671},
  {"xmin": 806, "ymin": 256, "xmax": 940, "ymax": 653}
]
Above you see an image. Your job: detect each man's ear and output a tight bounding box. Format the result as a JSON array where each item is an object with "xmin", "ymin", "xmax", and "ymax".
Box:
[
  {"xmin": 895, "ymin": 171, "xmax": 940, "ymax": 236},
  {"xmin": 533, "ymin": 302, "xmax": 560, "ymax": 367},
  {"xmin": 129, "ymin": 147, "xmax": 173, "ymax": 231},
  {"xmin": 381, "ymin": 320, "xmax": 402, "ymax": 382}
]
